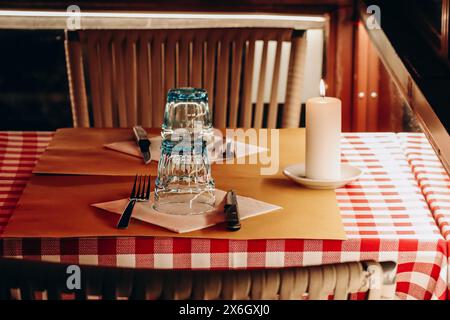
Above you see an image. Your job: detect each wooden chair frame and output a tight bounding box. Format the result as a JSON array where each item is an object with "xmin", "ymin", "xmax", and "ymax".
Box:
[{"xmin": 0, "ymin": 258, "xmax": 397, "ymax": 300}]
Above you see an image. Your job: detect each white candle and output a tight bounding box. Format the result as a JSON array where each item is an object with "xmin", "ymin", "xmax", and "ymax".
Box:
[{"xmin": 305, "ymin": 80, "xmax": 342, "ymax": 180}]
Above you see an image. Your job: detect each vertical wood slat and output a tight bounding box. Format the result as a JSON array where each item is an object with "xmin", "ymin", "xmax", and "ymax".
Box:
[
  {"xmin": 253, "ymin": 38, "xmax": 269, "ymax": 128},
  {"xmin": 86, "ymin": 31, "xmax": 103, "ymax": 128},
  {"xmin": 282, "ymin": 31, "xmax": 307, "ymax": 128},
  {"xmin": 215, "ymin": 37, "xmax": 230, "ymax": 128},
  {"xmin": 99, "ymin": 31, "xmax": 114, "ymax": 127},
  {"xmin": 138, "ymin": 31, "xmax": 152, "ymax": 127},
  {"xmin": 240, "ymin": 38, "xmax": 256, "ymax": 128},
  {"xmin": 228, "ymin": 34, "xmax": 244, "ymax": 128},
  {"xmin": 178, "ymin": 33, "xmax": 190, "ymax": 87},
  {"xmin": 191, "ymin": 33, "xmax": 204, "ymax": 88},
  {"xmin": 164, "ymin": 33, "xmax": 176, "ymax": 96},
  {"xmin": 150, "ymin": 32, "xmax": 164, "ymax": 127},
  {"xmin": 64, "ymin": 31, "xmax": 90, "ymax": 127},
  {"xmin": 204, "ymin": 33, "xmax": 218, "ymax": 118},
  {"xmin": 124, "ymin": 32, "xmax": 138, "ymax": 126},
  {"xmin": 267, "ymin": 38, "xmax": 283, "ymax": 129},
  {"xmin": 112, "ymin": 31, "xmax": 128, "ymax": 128}
]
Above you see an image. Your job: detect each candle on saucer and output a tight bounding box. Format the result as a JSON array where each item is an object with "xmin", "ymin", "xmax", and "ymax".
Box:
[{"xmin": 305, "ymin": 79, "xmax": 342, "ymax": 180}]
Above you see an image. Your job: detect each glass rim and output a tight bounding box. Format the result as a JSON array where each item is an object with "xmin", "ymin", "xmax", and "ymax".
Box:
[{"xmin": 167, "ymin": 87, "xmax": 208, "ymax": 102}]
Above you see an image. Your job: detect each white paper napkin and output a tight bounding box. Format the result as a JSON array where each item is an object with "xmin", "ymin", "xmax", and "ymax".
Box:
[{"xmin": 92, "ymin": 189, "xmax": 281, "ymax": 233}]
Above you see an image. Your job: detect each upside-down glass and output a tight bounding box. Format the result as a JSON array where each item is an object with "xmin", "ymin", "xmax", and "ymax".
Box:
[{"xmin": 154, "ymin": 88, "xmax": 215, "ymax": 215}]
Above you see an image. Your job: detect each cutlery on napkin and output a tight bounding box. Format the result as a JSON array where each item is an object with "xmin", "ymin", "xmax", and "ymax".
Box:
[
  {"xmin": 117, "ymin": 174, "xmax": 151, "ymax": 229},
  {"xmin": 92, "ymin": 189, "xmax": 281, "ymax": 233}
]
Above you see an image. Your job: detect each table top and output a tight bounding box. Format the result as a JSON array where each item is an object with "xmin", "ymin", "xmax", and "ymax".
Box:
[{"xmin": 0, "ymin": 130, "xmax": 448, "ymax": 300}]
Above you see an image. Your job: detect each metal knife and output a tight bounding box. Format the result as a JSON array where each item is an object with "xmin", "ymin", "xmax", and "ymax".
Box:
[
  {"xmin": 224, "ymin": 190, "xmax": 241, "ymax": 231},
  {"xmin": 133, "ymin": 126, "xmax": 151, "ymax": 164}
]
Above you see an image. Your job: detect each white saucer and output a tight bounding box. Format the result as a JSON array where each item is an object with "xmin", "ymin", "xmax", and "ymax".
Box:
[{"xmin": 283, "ymin": 163, "xmax": 364, "ymax": 190}]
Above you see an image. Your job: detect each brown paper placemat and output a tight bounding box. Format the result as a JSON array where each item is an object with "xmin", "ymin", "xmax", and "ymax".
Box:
[
  {"xmin": 33, "ymin": 128, "xmax": 160, "ymax": 176},
  {"xmin": 1, "ymin": 175, "xmax": 346, "ymax": 240},
  {"xmin": 33, "ymin": 128, "xmax": 302, "ymax": 178}
]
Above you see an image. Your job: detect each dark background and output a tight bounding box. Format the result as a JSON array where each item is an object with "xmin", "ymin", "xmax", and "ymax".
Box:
[{"xmin": 0, "ymin": 30, "xmax": 71, "ymax": 130}]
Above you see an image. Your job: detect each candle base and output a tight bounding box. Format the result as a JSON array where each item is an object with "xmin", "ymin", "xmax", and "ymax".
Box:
[{"xmin": 283, "ymin": 163, "xmax": 364, "ymax": 190}]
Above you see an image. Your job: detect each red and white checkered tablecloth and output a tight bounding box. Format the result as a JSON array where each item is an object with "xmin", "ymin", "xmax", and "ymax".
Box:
[
  {"xmin": 398, "ymin": 133, "xmax": 450, "ymax": 298},
  {"xmin": 0, "ymin": 131, "xmax": 447, "ymax": 300}
]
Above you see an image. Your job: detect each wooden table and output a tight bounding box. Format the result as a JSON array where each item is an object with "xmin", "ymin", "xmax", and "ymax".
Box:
[{"xmin": 0, "ymin": 130, "xmax": 447, "ymax": 300}]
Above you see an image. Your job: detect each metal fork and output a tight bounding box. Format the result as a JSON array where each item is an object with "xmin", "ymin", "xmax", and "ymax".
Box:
[{"xmin": 117, "ymin": 174, "xmax": 151, "ymax": 229}]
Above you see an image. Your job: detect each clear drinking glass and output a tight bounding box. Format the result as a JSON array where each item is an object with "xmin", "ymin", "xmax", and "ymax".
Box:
[{"xmin": 154, "ymin": 88, "xmax": 215, "ymax": 215}]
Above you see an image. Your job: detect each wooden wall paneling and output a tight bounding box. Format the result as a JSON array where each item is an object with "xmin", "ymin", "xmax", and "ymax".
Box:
[
  {"xmin": 352, "ymin": 22, "xmax": 369, "ymax": 132},
  {"xmin": 366, "ymin": 41, "xmax": 380, "ymax": 132},
  {"xmin": 377, "ymin": 65, "xmax": 404, "ymax": 132},
  {"xmin": 329, "ymin": 6, "xmax": 355, "ymax": 131}
]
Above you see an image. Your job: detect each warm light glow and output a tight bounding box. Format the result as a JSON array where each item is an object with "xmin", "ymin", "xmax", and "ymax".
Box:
[
  {"xmin": 0, "ymin": 10, "xmax": 326, "ymax": 22},
  {"xmin": 319, "ymin": 79, "xmax": 326, "ymax": 98}
]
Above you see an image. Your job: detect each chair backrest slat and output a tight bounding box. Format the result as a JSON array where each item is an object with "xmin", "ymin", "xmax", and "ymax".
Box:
[
  {"xmin": 99, "ymin": 32, "xmax": 114, "ymax": 127},
  {"xmin": 228, "ymin": 37, "xmax": 244, "ymax": 128},
  {"xmin": 191, "ymin": 36, "xmax": 204, "ymax": 88},
  {"xmin": 282, "ymin": 31, "xmax": 307, "ymax": 128},
  {"xmin": 178, "ymin": 33, "xmax": 190, "ymax": 87},
  {"xmin": 66, "ymin": 28, "xmax": 307, "ymax": 128},
  {"xmin": 112, "ymin": 32, "xmax": 128, "ymax": 128},
  {"xmin": 215, "ymin": 38, "xmax": 230, "ymax": 128},
  {"xmin": 204, "ymin": 34, "xmax": 218, "ymax": 119},
  {"xmin": 254, "ymin": 39, "xmax": 269, "ymax": 129},
  {"xmin": 150, "ymin": 33, "xmax": 164, "ymax": 127},
  {"xmin": 64, "ymin": 31, "xmax": 89, "ymax": 127},
  {"xmin": 138, "ymin": 33, "xmax": 151, "ymax": 127},
  {"xmin": 267, "ymin": 38, "xmax": 284, "ymax": 129},
  {"xmin": 240, "ymin": 38, "xmax": 256, "ymax": 128},
  {"xmin": 85, "ymin": 31, "xmax": 103, "ymax": 128},
  {"xmin": 164, "ymin": 34, "xmax": 177, "ymax": 97}
]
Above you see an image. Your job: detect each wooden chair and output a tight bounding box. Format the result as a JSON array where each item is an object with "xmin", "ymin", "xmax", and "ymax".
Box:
[
  {"xmin": 0, "ymin": 258, "xmax": 397, "ymax": 300},
  {"xmin": 64, "ymin": 28, "xmax": 307, "ymax": 129}
]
